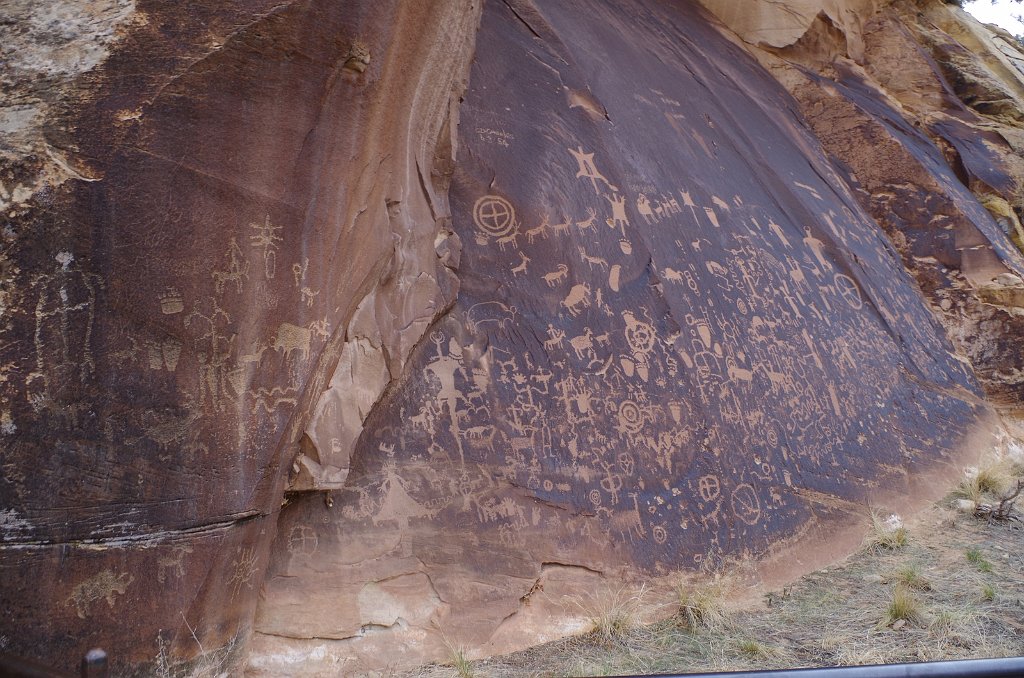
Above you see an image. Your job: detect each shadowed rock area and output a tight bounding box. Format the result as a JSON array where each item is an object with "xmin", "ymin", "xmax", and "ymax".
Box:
[{"xmin": 2, "ymin": 0, "xmax": 1023, "ymax": 675}]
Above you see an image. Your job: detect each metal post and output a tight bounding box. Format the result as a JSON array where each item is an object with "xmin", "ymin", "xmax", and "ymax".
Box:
[{"xmin": 80, "ymin": 649, "xmax": 107, "ymax": 678}]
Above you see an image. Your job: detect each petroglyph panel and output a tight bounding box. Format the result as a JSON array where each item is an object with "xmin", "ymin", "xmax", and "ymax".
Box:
[{"xmin": 255, "ymin": 0, "xmax": 990, "ymax": 671}]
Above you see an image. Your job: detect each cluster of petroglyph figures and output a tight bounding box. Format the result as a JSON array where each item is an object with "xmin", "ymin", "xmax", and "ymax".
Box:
[{"xmin": 341, "ymin": 139, "xmax": 966, "ymax": 570}]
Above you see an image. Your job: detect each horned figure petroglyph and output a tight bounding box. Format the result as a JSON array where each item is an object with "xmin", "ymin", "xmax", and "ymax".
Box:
[
  {"xmin": 543, "ymin": 264, "xmax": 569, "ymax": 287},
  {"xmin": 551, "ymin": 215, "xmax": 573, "ymax": 236},
  {"xmin": 532, "ymin": 367, "xmax": 554, "ymax": 393},
  {"xmin": 512, "ymin": 251, "xmax": 530, "ymax": 276},
  {"xmin": 525, "ymin": 216, "xmax": 550, "ymax": 244},
  {"xmin": 561, "ymin": 283, "xmax": 591, "ymax": 316},
  {"xmin": 464, "ymin": 425, "xmax": 496, "ymax": 450},
  {"xmin": 610, "ymin": 493, "xmax": 647, "ymax": 542},
  {"xmin": 68, "ymin": 571, "xmax": 133, "ymax": 619},
  {"xmin": 636, "ymin": 194, "xmax": 656, "ymax": 224},
  {"xmin": 575, "ymin": 207, "xmax": 598, "ymax": 232},
  {"xmin": 579, "ymin": 247, "xmax": 609, "ymax": 271},
  {"xmin": 271, "ymin": 323, "xmax": 312, "ymax": 362},
  {"xmin": 496, "ymin": 232, "xmax": 520, "ymax": 251},
  {"xmin": 544, "ymin": 325, "xmax": 566, "ymax": 351},
  {"xmin": 569, "ymin": 328, "xmax": 596, "ymax": 361}
]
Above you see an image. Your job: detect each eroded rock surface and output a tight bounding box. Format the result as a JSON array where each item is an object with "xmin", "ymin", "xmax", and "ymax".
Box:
[
  {"xmin": 3, "ymin": 0, "xmax": 1024, "ymax": 675},
  {"xmin": 251, "ymin": 0, "xmax": 1016, "ymax": 673},
  {"xmin": 0, "ymin": 0, "xmax": 479, "ymax": 674}
]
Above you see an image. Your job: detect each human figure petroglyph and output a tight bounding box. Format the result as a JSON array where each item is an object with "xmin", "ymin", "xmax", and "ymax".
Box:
[
  {"xmin": 543, "ymin": 264, "xmax": 569, "ymax": 287},
  {"xmin": 372, "ymin": 461, "xmax": 439, "ymax": 530},
  {"xmin": 292, "ymin": 259, "xmax": 308, "ymax": 288},
  {"xmin": 212, "ymin": 237, "xmax": 250, "ymax": 294},
  {"xmin": 227, "ymin": 547, "xmax": 259, "ymax": 600},
  {"xmin": 569, "ymin": 146, "xmax": 617, "ymax": 194},
  {"xmin": 249, "ymin": 215, "xmax": 283, "ymax": 279},
  {"xmin": 605, "ymin": 193, "xmax": 629, "ymax": 232},
  {"xmin": 32, "ymin": 252, "xmax": 104, "ymax": 390},
  {"xmin": 308, "ymin": 319, "xmax": 330, "ymax": 341},
  {"xmin": 184, "ymin": 297, "xmax": 235, "ymax": 410},
  {"xmin": 655, "ymin": 194, "xmax": 681, "ymax": 219},
  {"xmin": 543, "ymin": 325, "xmax": 566, "ymax": 351},
  {"xmin": 426, "ymin": 333, "xmax": 469, "ymax": 465}
]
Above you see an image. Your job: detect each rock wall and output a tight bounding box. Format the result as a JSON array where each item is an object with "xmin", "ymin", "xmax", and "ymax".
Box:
[
  {"xmin": 251, "ymin": 0, "xmax": 1017, "ymax": 673},
  {"xmin": 2, "ymin": 0, "xmax": 1023, "ymax": 675},
  {"xmin": 0, "ymin": 1, "xmax": 480, "ymax": 674}
]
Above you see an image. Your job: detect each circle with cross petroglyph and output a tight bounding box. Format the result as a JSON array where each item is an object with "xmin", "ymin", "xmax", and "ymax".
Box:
[{"xmin": 473, "ymin": 195, "xmax": 516, "ymax": 237}]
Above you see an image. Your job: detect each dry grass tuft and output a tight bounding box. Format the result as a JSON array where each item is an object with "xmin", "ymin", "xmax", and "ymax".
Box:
[
  {"xmin": 965, "ymin": 547, "xmax": 993, "ymax": 573},
  {"xmin": 736, "ymin": 639, "xmax": 780, "ymax": 659},
  {"xmin": 578, "ymin": 584, "xmax": 647, "ymax": 644},
  {"xmin": 956, "ymin": 459, "xmax": 1015, "ymax": 503},
  {"xmin": 894, "ymin": 564, "xmax": 931, "ymax": 591},
  {"xmin": 676, "ymin": 579, "xmax": 730, "ymax": 632},
  {"xmin": 883, "ymin": 585, "xmax": 925, "ymax": 627},
  {"xmin": 444, "ymin": 642, "xmax": 474, "ymax": 678},
  {"xmin": 865, "ymin": 510, "xmax": 907, "ymax": 552}
]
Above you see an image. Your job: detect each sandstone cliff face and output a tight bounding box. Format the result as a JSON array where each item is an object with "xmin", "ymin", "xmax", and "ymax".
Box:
[
  {"xmin": 0, "ymin": 1, "xmax": 480, "ymax": 673},
  {"xmin": 1, "ymin": 0, "xmax": 1023, "ymax": 675}
]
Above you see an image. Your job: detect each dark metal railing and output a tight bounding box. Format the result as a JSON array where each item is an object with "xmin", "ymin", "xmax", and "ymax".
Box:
[
  {"xmin": 611, "ymin": 656, "xmax": 1024, "ymax": 678},
  {"xmin": 3, "ymin": 650, "xmax": 1023, "ymax": 677}
]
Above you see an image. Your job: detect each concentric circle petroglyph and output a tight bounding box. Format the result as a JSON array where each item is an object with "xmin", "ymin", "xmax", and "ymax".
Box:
[{"xmin": 617, "ymin": 400, "xmax": 644, "ymax": 433}]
